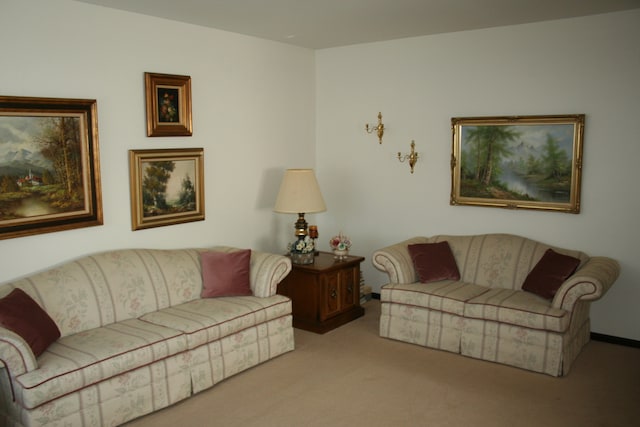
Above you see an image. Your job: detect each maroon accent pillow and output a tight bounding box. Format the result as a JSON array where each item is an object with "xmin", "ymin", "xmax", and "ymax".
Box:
[
  {"xmin": 0, "ymin": 288, "xmax": 60, "ymax": 357},
  {"xmin": 408, "ymin": 241, "xmax": 461, "ymax": 283},
  {"xmin": 201, "ymin": 249, "xmax": 253, "ymax": 297},
  {"xmin": 522, "ymin": 249, "xmax": 581, "ymax": 300}
]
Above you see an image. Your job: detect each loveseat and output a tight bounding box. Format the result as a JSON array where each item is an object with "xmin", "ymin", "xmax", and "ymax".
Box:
[
  {"xmin": 372, "ymin": 234, "xmax": 620, "ymax": 376},
  {"xmin": 0, "ymin": 246, "xmax": 293, "ymax": 426}
]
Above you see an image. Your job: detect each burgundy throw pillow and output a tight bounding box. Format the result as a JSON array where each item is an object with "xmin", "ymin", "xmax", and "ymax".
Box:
[
  {"xmin": 0, "ymin": 288, "xmax": 61, "ymax": 357},
  {"xmin": 201, "ymin": 249, "xmax": 253, "ymax": 297},
  {"xmin": 522, "ymin": 249, "xmax": 581, "ymax": 300},
  {"xmin": 408, "ymin": 241, "xmax": 461, "ymax": 283}
]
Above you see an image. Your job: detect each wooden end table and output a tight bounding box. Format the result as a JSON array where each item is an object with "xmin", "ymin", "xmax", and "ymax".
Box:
[{"xmin": 277, "ymin": 251, "xmax": 365, "ymax": 334}]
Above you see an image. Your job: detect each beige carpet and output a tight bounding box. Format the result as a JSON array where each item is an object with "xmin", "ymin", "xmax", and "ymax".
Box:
[{"xmin": 124, "ymin": 300, "xmax": 639, "ymax": 427}]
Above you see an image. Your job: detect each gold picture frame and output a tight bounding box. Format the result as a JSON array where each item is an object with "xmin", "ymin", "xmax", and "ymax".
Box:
[
  {"xmin": 144, "ymin": 72, "xmax": 193, "ymax": 137},
  {"xmin": 450, "ymin": 114, "xmax": 585, "ymax": 213},
  {"xmin": 129, "ymin": 148, "xmax": 204, "ymax": 230},
  {"xmin": 0, "ymin": 96, "xmax": 103, "ymax": 240}
]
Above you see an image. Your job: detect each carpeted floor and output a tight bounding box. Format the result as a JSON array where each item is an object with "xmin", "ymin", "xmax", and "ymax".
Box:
[{"xmin": 124, "ymin": 300, "xmax": 640, "ymax": 427}]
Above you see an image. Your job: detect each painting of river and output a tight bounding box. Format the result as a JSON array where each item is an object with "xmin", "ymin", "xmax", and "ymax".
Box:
[
  {"xmin": 0, "ymin": 96, "xmax": 102, "ymax": 239},
  {"xmin": 451, "ymin": 115, "xmax": 584, "ymax": 213}
]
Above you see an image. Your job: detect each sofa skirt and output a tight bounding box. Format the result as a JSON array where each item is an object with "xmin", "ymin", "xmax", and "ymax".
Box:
[{"xmin": 1, "ymin": 353, "xmax": 192, "ymax": 427}]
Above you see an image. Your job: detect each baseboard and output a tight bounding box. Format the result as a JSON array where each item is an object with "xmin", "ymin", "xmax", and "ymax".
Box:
[
  {"xmin": 590, "ymin": 333, "xmax": 640, "ymax": 348},
  {"xmin": 371, "ymin": 293, "xmax": 637, "ymax": 348}
]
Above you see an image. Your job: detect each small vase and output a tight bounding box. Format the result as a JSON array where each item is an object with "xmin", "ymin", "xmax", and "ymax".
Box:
[
  {"xmin": 333, "ymin": 249, "xmax": 349, "ymax": 261},
  {"xmin": 291, "ymin": 252, "xmax": 314, "ymax": 265}
]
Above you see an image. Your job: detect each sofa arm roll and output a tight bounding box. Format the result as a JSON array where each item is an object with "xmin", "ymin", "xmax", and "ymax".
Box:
[
  {"xmin": 249, "ymin": 250, "xmax": 292, "ymax": 297},
  {"xmin": 552, "ymin": 256, "xmax": 621, "ymax": 311},
  {"xmin": 0, "ymin": 328, "xmax": 38, "ymax": 378},
  {"xmin": 372, "ymin": 237, "xmax": 429, "ymax": 284}
]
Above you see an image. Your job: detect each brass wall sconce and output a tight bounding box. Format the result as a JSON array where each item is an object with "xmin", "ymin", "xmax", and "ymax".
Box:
[
  {"xmin": 365, "ymin": 112, "xmax": 385, "ymax": 144},
  {"xmin": 398, "ymin": 140, "xmax": 419, "ymax": 174}
]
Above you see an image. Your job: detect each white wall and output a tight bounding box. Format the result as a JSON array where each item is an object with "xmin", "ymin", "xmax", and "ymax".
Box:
[
  {"xmin": 315, "ymin": 10, "xmax": 640, "ymax": 340},
  {"xmin": 2, "ymin": 1, "xmax": 638, "ymax": 341},
  {"xmin": 0, "ymin": 0, "xmax": 316, "ymax": 278}
]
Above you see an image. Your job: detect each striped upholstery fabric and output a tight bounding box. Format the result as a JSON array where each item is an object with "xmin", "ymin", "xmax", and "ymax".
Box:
[
  {"xmin": 464, "ymin": 288, "xmax": 569, "ymax": 332},
  {"xmin": 373, "ymin": 233, "xmax": 620, "ymax": 376},
  {"xmin": 140, "ymin": 295, "xmax": 292, "ymax": 350},
  {"xmin": 15, "ymin": 319, "xmax": 188, "ymax": 410},
  {"xmin": 0, "ymin": 247, "xmax": 293, "ymax": 426},
  {"xmin": 381, "ymin": 281, "xmax": 488, "ymax": 316}
]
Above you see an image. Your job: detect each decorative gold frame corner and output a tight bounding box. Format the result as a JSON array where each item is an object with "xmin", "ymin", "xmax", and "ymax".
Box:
[
  {"xmin": 450, "ymin": 114, "xmax": 584, "ymax": 214},
  {"xmin": 144, "ymin": 72, "xmax": 193, "ymax": 137}
]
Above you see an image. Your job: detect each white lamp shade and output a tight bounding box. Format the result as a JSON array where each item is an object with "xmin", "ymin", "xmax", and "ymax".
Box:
[{"xmin": 274, "ymin": 169, "xmax": 326, "ymax": 214}]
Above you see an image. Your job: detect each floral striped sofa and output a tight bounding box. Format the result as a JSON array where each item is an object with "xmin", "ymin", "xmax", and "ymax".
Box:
[
  {"xmin": 0, "ymin": 247, "xmax": 293, "ymax": 426},
  {"xmin": 372, "ymin": 234, "xmax": 620, "ymax": 376}
]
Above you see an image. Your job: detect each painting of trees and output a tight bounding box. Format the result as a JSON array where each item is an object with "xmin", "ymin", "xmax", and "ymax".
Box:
[
  {"xmin": 451, "ymin": 115, "xmax": 584, "ymax": 213},
  {"xmin": 129, "ymin": 148, "xmax": 203, "ymax": 230},
  {"xmin": 141, "ymin": 159, "xmax": 198, "ymax": 217},
  {"xmin": 0, "ymin": 96, "xmax": 102, "ymax": 240}
]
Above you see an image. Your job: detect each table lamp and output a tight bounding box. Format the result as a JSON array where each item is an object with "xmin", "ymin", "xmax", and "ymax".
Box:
[{"xmin": 274, "ymin": 169, "xmax": 326, "ymax": 239}]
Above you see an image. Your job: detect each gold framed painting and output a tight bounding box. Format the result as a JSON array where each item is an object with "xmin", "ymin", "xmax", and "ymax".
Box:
[
  {"xmin": 144, "ymin": 72, "xmax": 193, "ymax": 137},
  {"xmin": 129, "ymin": 148, "xmax": 204, "ymax": 230},
  {"xmin": 0, "ymin": 96, "xmax": 103, "ymax": 240},
  {"xmin": 450, "ymin": 114, "xmax": 585, "ymax": 213}
]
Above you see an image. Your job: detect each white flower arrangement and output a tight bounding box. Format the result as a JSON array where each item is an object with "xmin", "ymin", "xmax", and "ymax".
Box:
[{"xmin": 288, "ymin": 235, "xmax": 315, "ymax": 254}]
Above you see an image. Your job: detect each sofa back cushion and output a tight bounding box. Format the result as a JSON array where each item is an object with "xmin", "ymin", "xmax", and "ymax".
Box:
[
  {"xmin": 431, "ymin": 234, "xmax": 588, "ymax": 290},
  {"xmin": 1, "ymin": 249, "xmax": 205, "ymax": 338}
]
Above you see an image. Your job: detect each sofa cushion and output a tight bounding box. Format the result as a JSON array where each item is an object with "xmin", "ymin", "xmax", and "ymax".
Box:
[
  {"xmin": 408, "ymin": 241, "xmax": 460, "ymax": 283},
  {"xmin": 140, "ymin": 295, "xmax": 292, "ymax": 349},
  {"xmin": 0, "ymin": 288, "xmax": 60, "ymax": 357},
  {"xmin": 14, "ymin": 319, "xmax": 187, "ymax": 410},
  {"xmin": 201, "ymin": 249, "xmax": 253, "ymax": 298},
  {"xmin": 381, "ymin": 281, "xmax": 489, "ymax": 316},
  {"xmin": 522, "ymin": 249, "xmax": 580, "ymax": 299},
  {"xmin": 464, "ymin": 288, "xmax": 570, "ymax": 333}
]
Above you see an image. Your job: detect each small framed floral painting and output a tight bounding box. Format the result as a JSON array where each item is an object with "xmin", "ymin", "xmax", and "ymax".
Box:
[
  {"xmin": 144, "ymin": 72, "xmax": 193, "ymax": 137},
  {"xmin": 129, "ymin": 148, "xmax": 204, "ymax": 230},
  {"xmin": 450, "ymin": 114, "xmax": 584, "ymax": 214},
  {"xmin": 0, "ymin": 96, "xmax": 103, "ymax": 240}
]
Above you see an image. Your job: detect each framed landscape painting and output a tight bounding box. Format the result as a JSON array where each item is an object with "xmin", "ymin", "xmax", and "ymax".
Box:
[
  {"xmin": 450, "ymin": 115, "xmax": 584, "ymax": 213},
  {"xmin": 144, "ymin": 72, "xmax": 193, "ymax": 137},
  {"xmin": 0, "ymin": 96, "xmax": 103, "ymax": 240},
  {"xmin": 129, "ymin": 148, "xmax": 204, "ymax": 230}
]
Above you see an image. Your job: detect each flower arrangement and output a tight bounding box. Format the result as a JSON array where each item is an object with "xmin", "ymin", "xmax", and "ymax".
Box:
[
  {"xmin": 329, "ymin": 233, "xmax": 352, "ymax": 251},
  {"xmin": 288, "ymin": 235, "xmax": 315, "ymax": 254},
  {"xmin": 288, "ymin": 235, "xmax": 315, "ymax": 264}
]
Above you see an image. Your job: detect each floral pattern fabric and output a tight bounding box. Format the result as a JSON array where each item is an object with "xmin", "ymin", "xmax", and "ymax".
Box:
[
  {"xmin": 373, "ymin": 233, "xmax": 620, "ymax": 376},
  {"xmin": 0, "ymin": 247, "xmax": 293, "ymax": 426}
]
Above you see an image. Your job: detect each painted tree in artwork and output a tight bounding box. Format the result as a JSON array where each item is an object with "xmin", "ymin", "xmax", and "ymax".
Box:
[
  {"xmin": 37, "ymin": 117, "xmax": 84, "ymax": 208},
  {"xmin": 541, "ymin": 134, "xmax": 571, "ymax": 180},
  {"xmin": 465, "ymin": 126, "xmax": 519, "ymax": 185},
  {"xmin": 142, "ymin": 161, "xmax": 175, "ymax": 214},
  {"xmin": 178, "ymin": 174, "xmax": 196, "ymax": 210}
]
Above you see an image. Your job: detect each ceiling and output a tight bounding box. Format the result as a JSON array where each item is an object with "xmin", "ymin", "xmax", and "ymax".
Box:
[{"xmin": 73, "ymin": 0, "xmax": 640, "ymax": 49}]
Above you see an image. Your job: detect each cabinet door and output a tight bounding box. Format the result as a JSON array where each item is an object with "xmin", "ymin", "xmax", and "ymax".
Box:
[
  {"xmin": 340, "ymin": 267, "xmax": 358, "ymax": 310},
  {"xmin": 320, "ymin": 271, "xmax": 341, "ymax": 320}
]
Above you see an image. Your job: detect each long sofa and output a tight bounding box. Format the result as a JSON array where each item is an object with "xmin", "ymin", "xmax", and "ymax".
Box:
[
  {"xmin": 0, "ymin": 247, "xmax": 293, "ymax": 427},
  {"xmin": 372, "ymin": 233, "xmax": 620, "ymax": 376}
]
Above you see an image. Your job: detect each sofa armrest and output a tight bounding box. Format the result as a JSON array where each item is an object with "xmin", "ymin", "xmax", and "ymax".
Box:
[
  {"xmin": 372, "ymin": 237, "xmax": 429, "ymax": 284},
  {"xmin": 0, "ymin": 328, "xmax": 38, "ymax": 378},
  {"xmin": 551, "ymin": 256, "xmax": 620, "ymax": 311},
  {"xmin": 249, "ymin": 250, "xmax": 292, "ymax": 297}
]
